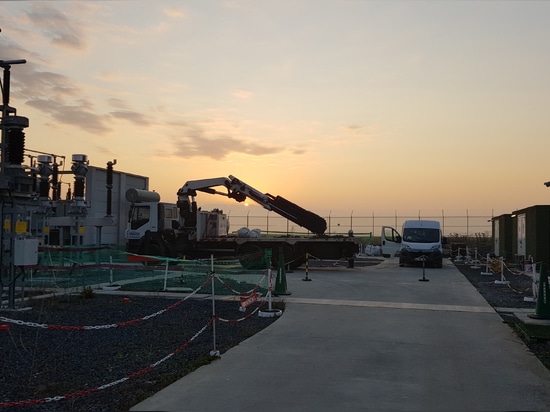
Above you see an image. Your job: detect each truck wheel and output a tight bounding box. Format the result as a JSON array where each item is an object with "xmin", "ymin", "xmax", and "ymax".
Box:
[
  {"xmin": 272, "ymin": 246, "xmax": 305, "ymax": 270},
  {"xmin": 149, "ymin": 243, "xmax": 163, "ymax": 258},
  {"xmin": 136, "ymin": 242, "xmax": 163, "ymax": 266},
  {"xmin": 237, "ymin": 244, "xmax": 268, "ymax": 270},
  {"xmin": 286, "ymin": 254, "xmax": 306, "ymax": 270}
]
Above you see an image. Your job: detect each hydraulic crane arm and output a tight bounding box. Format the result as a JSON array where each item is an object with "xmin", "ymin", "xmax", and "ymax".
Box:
[{"xmin": 177, "ymin": 175, "xmax": 327, "ymax": 235}]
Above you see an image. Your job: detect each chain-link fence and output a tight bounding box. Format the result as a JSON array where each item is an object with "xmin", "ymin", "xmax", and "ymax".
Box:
[{"xmin": 227, "ymin": 210, "xmax": 497, "ymax": 238}]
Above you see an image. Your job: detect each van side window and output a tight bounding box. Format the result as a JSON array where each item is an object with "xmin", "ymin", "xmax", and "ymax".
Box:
[{"xmin": 383, "ymin": 227, "xmax": 400, "ymax": 242}]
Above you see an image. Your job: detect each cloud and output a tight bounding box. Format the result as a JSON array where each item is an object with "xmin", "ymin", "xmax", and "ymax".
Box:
[
  {"xmin": 3, "ymin": 61, "xmax": 111, "ymax": 133},
  {"xmin": 168, "ymin": 124, "xmax": 284, "ymax": 160},
  {"xmin": 0, "ymin": 6, "xmax": 109, "ymax": 133},
  {"xmin": 0, "ymin": 3, "xmax": 289, "ymax": 155},
  {"xmin": 107, "ymin": 99, "xmax": 151, "ymax": 125},
  {"xmin": 292, "ymin": 148, "xmax": 307, "ymax": 155},
  {"xmin": 0, "ymin": 22, "xmax": 119, "ymax": 135},
  {"xmin": 107, "ymin": 98, "xmax": 129, "ymax": 109},
  {"xmin": 163, "ymin": 7, "xmax": 186, "ymax": 19},
  {"xmin": 25, "ymin": 98, "xmax": 110, "ymax": 133},
  {"xmin": 25, "ymin": 3, "xmax": 86, "ymax": 50},
  {"xmin": 110, "ymin": 110, "xmax": 150, "ymax": 126},
  {"xmin": 16, "ymin": 69, "xmax": 79, "ymax": 100}
]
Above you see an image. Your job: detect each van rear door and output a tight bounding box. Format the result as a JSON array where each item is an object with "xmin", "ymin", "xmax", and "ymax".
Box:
[{"xmin": 381, "ymin": 226, "xmax": 401, "ymax": 258}]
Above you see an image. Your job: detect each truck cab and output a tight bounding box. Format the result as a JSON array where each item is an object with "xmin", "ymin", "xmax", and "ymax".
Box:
[
  {"xmin": 381, "ymin": 220, "xmax": 444, "ymax": 268},
  {"xmin": 125, "ymin": 202, "xmax": 179, "ymax": 237}
]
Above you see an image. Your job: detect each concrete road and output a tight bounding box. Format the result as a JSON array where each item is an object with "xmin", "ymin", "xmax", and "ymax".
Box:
[{"xmin": 131, "ymin": 258, "xmax": 550, "ymax": 411}]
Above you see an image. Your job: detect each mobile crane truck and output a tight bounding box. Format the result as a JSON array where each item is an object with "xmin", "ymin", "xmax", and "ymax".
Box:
[{"xmin": 124, "ymin": 175, "xmax": 359, "ymax": 269}]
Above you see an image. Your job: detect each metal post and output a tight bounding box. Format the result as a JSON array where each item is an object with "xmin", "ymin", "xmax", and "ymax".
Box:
[
  {"xmin": 419, "ymin": 255, "xmax": 429, "ymax": 282},
  {"xmin": 481, "ymin": 253, "xmax": 493, "ymax": 276},
  {"xmin": 267, "ymin": 266, "xmax": 273, "ymax": 312},
  {"xmin": 210, "ymin": 254, "xmax": 220, "ymax": 356},
  {"xmin": 7, "ymin": 208, "xmax": 16, "ymax": 308},
  {"xmin": 494, "ymin": 257, "xmax": 510, "ymax": 285},
  {"xmin": 163, "ymin": 260, "xmax": 169, "ymax": 291}
]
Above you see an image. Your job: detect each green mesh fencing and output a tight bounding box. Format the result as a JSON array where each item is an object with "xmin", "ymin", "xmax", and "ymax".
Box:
[{"xmin": 22, "ymin": 245, "xmax": 271, "ymax": 296}]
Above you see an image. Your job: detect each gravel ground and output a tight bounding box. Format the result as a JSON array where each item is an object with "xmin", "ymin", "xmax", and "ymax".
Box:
[
  {"xmin": 2, "ymin": 258, "xmax": 550, "ymax": 412},
  {"xmin": 452, "ymin": 258, "xmax": 537, "ymax": 309},
  {"xmin": 452, "ymin": 258, "xmax": 550, "ymax": 371},
  {"xmin": 0, "ymin": 293, "xmax": 279, "ymax": 412}
]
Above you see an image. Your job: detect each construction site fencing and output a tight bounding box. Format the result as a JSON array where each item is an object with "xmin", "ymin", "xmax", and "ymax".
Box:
[
  {"xmin": 1, "ymin": 245, "xmax": 272, "ymax": 307},
  {"xmin": 0, "ymin": 252, "xmax": 280, "ymax": 409}
]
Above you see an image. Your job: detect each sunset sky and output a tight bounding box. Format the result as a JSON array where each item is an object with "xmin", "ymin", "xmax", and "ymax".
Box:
[{"xmin": 1, "ymin": 1, "xmax": 549, "ymax": 220}]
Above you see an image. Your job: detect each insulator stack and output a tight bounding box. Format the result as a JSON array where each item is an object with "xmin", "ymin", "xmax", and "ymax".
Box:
[
  {"xmin": 51, "ymin": 163, "xmax": 60, "ymax": 200},
  {"xmin": 39, "ymin": 180, "xmax": 49, "ymax": 198},
  {"xmin": 74, "ymin": 178, "xmax": 85, "ymax": 199},
  {"xmin": 1, "ymin": 115, "xmax": 29, "ymax": 166},
  {"xmin": 37, "ymin": 155, "xmax": 53, "ymax": 200},
  {"xmin": 71, "ymin": 154, "xmax": 88, "ymax": 201},
  {"xmin": 106, "ymin": 159, "xmax": 116, "ymax": 216},
  {"xmin": 6, "ymin": 128, "xmax": 25, "ymax": 165}
]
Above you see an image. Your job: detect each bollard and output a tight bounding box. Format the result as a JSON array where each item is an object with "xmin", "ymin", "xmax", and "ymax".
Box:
[
  {"xmin": 418, "ymin": 255, "xmax": 429, "ymax": 282},
  {"xmin": 303, "ymin": 253, "xmax": 312, "ymax": 281}
]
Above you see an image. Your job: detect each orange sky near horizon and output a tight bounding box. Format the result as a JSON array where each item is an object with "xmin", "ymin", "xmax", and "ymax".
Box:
[{"xmin": 1, "ymin": 1, "xmax": 549, "ymax": 220}]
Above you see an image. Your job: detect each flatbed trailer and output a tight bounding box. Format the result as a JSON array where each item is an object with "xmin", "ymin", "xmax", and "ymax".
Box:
[{"xmin": 125, "ymin": 176, "xmax": 359, "ymax": 269}]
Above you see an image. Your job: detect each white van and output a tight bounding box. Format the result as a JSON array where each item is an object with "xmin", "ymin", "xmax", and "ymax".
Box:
[{"xmin": 381, "ymin": 220, "xmax": 444, "ymax": 268}]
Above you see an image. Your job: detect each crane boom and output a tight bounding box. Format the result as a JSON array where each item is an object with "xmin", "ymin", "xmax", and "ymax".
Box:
[{"xmin": 177, "ymin": 175, "xmax": 327, "ymax": 235}]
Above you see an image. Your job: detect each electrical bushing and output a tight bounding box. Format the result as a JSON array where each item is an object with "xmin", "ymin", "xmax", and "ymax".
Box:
[
  {"xmin": 67, "ymin": 154, "xmax": 89, "ymax": 215},
  {"xmin": 71, "ymin": 154, "xmax": 88, "ymax": 200},
  {"xmin": 1, "ymin": 115, "xmax": 29, "ymax": 166},
  {"xmin": 37, "ymin": 155, "xmax": 53, "ymax": 199},
  {"xmin": 106, "ymin": 159, "xmax": 116, "ymax": 216}
]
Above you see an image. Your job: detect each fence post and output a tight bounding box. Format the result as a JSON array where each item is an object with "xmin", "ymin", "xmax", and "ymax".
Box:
[{"xmin": 210, "ymin": 254, "xmax": 220, "ymax": 357}]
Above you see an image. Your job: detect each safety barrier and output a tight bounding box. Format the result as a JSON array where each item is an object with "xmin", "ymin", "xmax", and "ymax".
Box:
[
  {"xmin": 454, "ymin": 249, "xmax": 539, "ymax": 298},
  {"xmin": 0, "ymin": 245, "xmax": 277, "ymax": 309},
  {"xmin": 0, "ymin": 255, "xmax": 281, "ymax": 408},
  {"xmin": 524, "ymin": 261, "xmax": 539, "ymax": 303}
]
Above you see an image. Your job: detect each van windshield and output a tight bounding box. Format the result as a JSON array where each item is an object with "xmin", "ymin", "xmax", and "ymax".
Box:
[{"xmin": 402, "ymin": 228, "xmax": 439, "ymax": 243}]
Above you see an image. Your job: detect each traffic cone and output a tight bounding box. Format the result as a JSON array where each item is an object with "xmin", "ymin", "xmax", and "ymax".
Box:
[
  {"xmin": 274, "ymin": 250, "xmax": 291, "ymax": 295},
  {"xmin": 529, "ymin": 263, "xmax": 550, "ymax": 319}
]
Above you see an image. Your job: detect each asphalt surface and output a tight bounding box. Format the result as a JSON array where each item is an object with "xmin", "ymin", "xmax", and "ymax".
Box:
[{"xmin": 131, "ymin": 258, "xmax": 550, "ymax": 412}]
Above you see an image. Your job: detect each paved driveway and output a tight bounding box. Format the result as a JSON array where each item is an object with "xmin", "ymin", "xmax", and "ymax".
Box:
[{"xmin": 131, "ymin": 258, "xmax": 550, "ymax": 411}]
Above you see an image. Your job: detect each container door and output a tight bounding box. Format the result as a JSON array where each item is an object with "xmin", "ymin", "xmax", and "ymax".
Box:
[
  {"xmin": 494, "ymin": 221, "xmax": 500, "ymax": 256},
  {"xmin": 381, "ymin": 226, "xmax": 401, "ymax": 258},
  {"xmin": 517, "ymin": 213, "xmax": 526, "ymax": 257}
]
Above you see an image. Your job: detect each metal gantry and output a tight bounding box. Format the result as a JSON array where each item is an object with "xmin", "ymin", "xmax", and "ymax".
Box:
[{"xmin": 1, "ymin": 34, "xmax": 90, "ymax": 308}]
